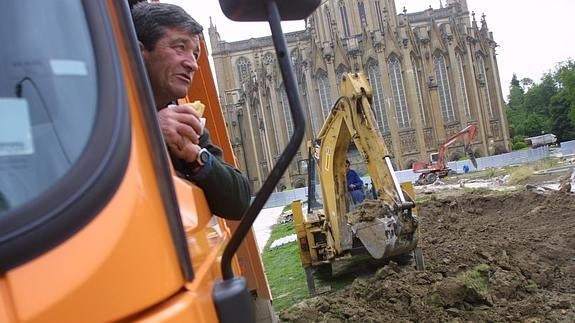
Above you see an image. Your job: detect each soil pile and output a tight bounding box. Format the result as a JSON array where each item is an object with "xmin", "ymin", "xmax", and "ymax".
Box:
[{"xmin": 280, "ymin": 190, "xmax": 575, "ymax": 322}]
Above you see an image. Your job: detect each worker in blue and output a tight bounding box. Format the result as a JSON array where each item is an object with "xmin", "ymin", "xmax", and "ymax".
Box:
[
  {"xmin": 346, "ymin": 160, "xmax": 365, "ymax": 204},
  {"xmin": 463, "ymin": 164, "xmax": 470, "ymax": 173}
]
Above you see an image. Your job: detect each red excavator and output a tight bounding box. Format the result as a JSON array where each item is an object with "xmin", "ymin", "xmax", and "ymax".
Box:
[{"xmin": 412, "ymin": 123, "xmax": 478, "ymax": 185}]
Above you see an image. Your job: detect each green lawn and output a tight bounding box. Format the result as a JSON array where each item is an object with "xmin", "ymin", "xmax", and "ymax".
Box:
[
  {"xmin": 261, "ymin": 222, "xmax": 309, "ymax": 311},
  {"xmin": 261, "ymin": 221, "xmax": 366, "ymax": 311}
]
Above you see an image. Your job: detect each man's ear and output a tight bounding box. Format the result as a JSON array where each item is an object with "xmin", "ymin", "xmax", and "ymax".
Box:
[{"xmin": 138, "ymin": 41, "xmax": 147, "ymax": 55}]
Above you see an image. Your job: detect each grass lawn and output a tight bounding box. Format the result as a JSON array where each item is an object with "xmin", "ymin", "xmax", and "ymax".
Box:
[
  {"xmin": 261, "ymin": 221, "xmax": 368, "ymax": 311},
  {"xmin": 261, "ymin": 222, "xmax": 309, "ymax": 311}
]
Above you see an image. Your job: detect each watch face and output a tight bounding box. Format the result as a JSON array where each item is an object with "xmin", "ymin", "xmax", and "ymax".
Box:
[{"xmin": 199, "ymin": 150, "xmax": 210, "ymax": 164}]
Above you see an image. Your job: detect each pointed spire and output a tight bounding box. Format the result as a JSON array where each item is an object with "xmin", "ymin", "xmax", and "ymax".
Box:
[
  {"xmin": 480, "ymin": 13, "xmax": 488, "ymax": 31},
  {"xmin": 471, "ymin": 11, "xmax": 478, "ymax": 30},
  {"xmin": 440, "ymin": 0, "xmax": 443, "ymax": 8},
  {"xmin": 209, "ymin": 16, "xmax": 213, "ymax": 28}
]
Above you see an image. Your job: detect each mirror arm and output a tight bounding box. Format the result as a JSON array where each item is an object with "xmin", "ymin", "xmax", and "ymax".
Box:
[{"xmin": 221, "ymin": 0, "xmax": 306, "ymax": 279}]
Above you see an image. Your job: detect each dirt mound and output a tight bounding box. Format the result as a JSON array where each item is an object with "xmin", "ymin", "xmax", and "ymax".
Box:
[{"xmin": 280, "ymin": 190, "xmax": 575, "ymax": 322}]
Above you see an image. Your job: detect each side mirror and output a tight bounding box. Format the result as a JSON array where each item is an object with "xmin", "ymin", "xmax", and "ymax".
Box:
[{"xmin": 219, "ymin": 0, "xmax": 321, "ymax": 21}]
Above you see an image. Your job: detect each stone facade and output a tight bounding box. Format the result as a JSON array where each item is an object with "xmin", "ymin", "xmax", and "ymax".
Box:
[{"xmin": 208, "ymin": 0, "xmax": 510, "ymax": 192}]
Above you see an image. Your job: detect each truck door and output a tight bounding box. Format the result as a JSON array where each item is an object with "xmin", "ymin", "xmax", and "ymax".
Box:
[{"xmin": 0, "ymin": 1, "xmax": 198, "ymax": 321}]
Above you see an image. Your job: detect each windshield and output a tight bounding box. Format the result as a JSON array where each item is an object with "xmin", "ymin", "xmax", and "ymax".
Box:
[{"xmin": 0, "ymin": 0, "xmax": 97, "ymax": 214}]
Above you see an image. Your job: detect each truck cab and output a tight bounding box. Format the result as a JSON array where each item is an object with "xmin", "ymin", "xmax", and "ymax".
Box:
[{"xmin": 0, "ymin": 0, "xmax": 319, "ymax": 321}]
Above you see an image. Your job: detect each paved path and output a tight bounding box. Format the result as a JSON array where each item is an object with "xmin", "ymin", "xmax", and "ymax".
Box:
[{"xmin": 252, "ymin": 206, "xmax": 284, "ymax": 253}]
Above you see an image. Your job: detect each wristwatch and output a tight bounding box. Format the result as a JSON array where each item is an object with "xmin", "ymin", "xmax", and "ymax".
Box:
[{"xmin": 189, "ymin": 148, "xmax": 210, "ymax": 172}]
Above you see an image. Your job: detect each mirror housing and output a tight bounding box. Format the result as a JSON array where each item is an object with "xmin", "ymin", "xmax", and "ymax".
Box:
[{"xmin": 219, "ymin": 0, "xmax": 321, "ymax": 21}]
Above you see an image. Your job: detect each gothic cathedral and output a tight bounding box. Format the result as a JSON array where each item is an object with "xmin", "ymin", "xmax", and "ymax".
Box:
[{"xmin": 209, "ymin": 0, "xmax": 510, "ymax": 191}]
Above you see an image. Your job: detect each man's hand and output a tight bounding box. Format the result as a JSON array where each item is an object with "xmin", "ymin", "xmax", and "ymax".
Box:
[{"xmin": 158, "ymin": 104, "xmax": 203, "ymax": 162}]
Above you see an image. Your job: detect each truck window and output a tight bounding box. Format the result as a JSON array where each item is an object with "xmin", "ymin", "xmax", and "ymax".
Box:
[
  {"xmin": 0, "ymin": 0, "xmax": 130, "ymax": 271},
  {"xmin": 0, "ymin": 0, "xmax": 97, "ymax": 212}
]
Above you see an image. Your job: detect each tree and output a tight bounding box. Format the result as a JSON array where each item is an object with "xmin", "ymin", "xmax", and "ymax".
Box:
[
  {"xmin": 506, "ymin": 74, "xmax": 526, "ymax": 138},
  {"xmin": 549, "ymin": 92, "xmax": 575, "ymax": 141},
  {"xmin": 505, "ymin": 59, "xmax": 575, "ymax": 148},
  {"xmin": 554, "ymin": 60, "xmax": 575, "ymax": 127}
]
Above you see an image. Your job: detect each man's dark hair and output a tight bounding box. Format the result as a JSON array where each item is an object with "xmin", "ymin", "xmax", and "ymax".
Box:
[{"xmin": 131, "ymin": 2, "xmax": 203, "ymax": 50}]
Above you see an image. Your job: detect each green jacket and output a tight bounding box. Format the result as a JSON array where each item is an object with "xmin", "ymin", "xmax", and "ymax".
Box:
[{"xmin": 171, "ymin": 128, "xmax": 252, "ymax": 221}]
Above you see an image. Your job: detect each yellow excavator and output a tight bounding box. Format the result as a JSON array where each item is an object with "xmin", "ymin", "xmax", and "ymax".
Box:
[{"xmin": 292, "ymin": 73, "xmax": 423, "ymax": 291}]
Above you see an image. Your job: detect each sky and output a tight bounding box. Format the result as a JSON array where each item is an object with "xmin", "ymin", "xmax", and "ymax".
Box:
[{"xmin": 166, "ymin": 0, "xmax": 574, "ymax": 100}]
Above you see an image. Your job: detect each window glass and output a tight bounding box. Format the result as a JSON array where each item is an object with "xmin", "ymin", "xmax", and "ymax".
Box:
[
  {"xmin": 0, "ymin": 0, "xmax": 96, "ymax": 214},
  {"xmin": 317, "ymin": 71, "xmax": 332, "ymax": 123},
  {"xmin": 367, "ymin": 62, "xmax": 389, "ymax": 133}
]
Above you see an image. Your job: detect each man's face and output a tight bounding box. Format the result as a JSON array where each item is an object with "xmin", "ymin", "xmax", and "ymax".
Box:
[{"xmin": 141, "ymin": 27, "xmax": 201, "ymax": 108}]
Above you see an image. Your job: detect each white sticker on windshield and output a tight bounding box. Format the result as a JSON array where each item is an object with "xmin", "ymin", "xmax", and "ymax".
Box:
[
  {"xmin": 50, "ymin": 59, "xmax": 88, "ymax": 76},
  {"xmin": 0, "ymin": 98, "xmax": 34, "ymax": 156}
]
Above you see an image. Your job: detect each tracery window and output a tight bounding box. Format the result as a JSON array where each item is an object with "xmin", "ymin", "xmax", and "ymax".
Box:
[
  {"xmin": 317, "ymin": 71, "xmax": 332, "ymax": 122},
  {"xmin": 388, "ymin": 56, "xmax": 410, "ymax": 128},
  {"xmin": 236, "ymin": 56, "xmax": 251, "ymax": 84},
  {"xmin": 367, "ymin": 61, "xmax": 390, "ymax": 133},
  {"xmin": 434, "ymin": 54, "xmax": 455, "ymax": 122}
]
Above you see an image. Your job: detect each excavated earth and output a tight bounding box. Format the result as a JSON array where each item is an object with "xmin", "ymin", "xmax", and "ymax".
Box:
[{"xmin": 280, "ymin": 174, "xmax": 575, "ymax": 322}]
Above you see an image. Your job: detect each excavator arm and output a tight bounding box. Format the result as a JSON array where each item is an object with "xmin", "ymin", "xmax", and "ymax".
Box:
[
  {"xmin": 437, "ymin": 123, "xmax": 478, "ymax": 169},
  {"xmin": 314, "ymin": 73, "xmax": 418, "ymax": 259}
]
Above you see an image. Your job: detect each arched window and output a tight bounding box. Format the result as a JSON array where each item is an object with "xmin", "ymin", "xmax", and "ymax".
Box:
[
  {"xmin": 388, "ymin": 56, "xmax": 410, "ymax": 128},
  {"xmin": 411, "ymin": 56, "xmax": 428, "ymax": 126},
  {"xmin": 339, "ymin": 1, "xmax": 351, "ymax": 37},
  {"xmin": 280, "ymin": 85, "xmax": 294, "ymax": 138},
  {"xmin": 236, "ymin": 56, "xmax": 251, "ymax": 84},
  {"xmin": 367, "ymin": 61, "xmax": 389, "ymax": 133},
  {"xmin": 375, "ymin": 1, "xmax": 385, "ymax": 31},
  {"xmin": 456, "ymin": 53, "xmax": 471, "ymax": 118},
  {"xmin": 434, "ymin": 54, "xmax": 455, "ymax": 122},
  {"xmin": 476, "ymin": 55, "xmax": 493, "ymax": 118},
  {"xmin": 317, "ymin": 71, "xmax": 332, "ymax": 121}
]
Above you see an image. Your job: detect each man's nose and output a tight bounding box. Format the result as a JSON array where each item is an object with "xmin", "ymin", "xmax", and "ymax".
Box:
[{"xmin": 183, "ymin": 53, "xmax": 198, "ymax": 72}]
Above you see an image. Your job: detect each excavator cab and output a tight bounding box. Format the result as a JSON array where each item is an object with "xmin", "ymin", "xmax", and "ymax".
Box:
[{"xmin": 0, "ymin": 0, "xmax": 319, "ymax": 322}]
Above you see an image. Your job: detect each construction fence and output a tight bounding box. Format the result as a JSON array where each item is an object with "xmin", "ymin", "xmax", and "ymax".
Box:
[{"xmin": 261, "ymin": 140, "xmax": 575, "ymax": 209}]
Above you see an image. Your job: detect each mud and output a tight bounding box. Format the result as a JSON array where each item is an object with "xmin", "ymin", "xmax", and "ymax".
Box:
[{"xmin": 280, "ymin": 189, "xmax": 575, "ymax": 322}]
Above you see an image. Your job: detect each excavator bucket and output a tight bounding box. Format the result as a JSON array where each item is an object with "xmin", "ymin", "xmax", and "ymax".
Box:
[
  {"xmin": 347, "ymin": 200, "xmax": 415, "ymax": 260},
  {"xmin": 466, "ymin": 145, "xmax": 478, "ymax": 168},
  {"xmin": 351, "ymin": 220, "xmax": 390, "ymax": 259}
]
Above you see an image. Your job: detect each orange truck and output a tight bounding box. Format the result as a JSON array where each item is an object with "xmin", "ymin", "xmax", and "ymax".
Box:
[{"xmin": 0, "ymin": 0, "xmax": 319, "ymax": 322}]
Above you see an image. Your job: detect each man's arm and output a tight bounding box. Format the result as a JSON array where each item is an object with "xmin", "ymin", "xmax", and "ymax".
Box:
[
  {"xmin": 173, "ymin": 128, "xmax": 251, "ymax": 220},
  {"xmin": 350, "ymin": 170, "xmax": 363, "ymax": 187}
]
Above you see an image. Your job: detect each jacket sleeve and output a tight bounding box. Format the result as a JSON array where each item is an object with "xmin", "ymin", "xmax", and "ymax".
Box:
[
  {"xmin": 172, "ymin": 128, "xmax": 252, "ymax": 220},
  {"xmin": 350, "ymin": 170, "xmax": 364, "ymax": 187}
]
